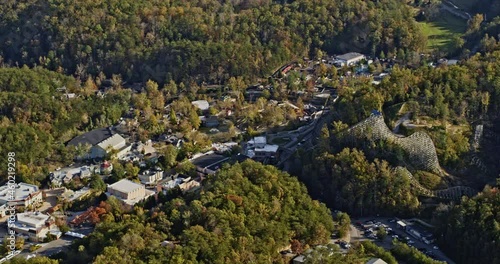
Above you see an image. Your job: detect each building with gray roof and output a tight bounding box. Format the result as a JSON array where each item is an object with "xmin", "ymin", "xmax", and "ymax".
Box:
[
  {"xmin": 68, "ymin": 127, "xmax": 130, "ymax": 159},
  {"xmin": 336, "ymin": 52, "xmax": 365, "ymax": 66}
]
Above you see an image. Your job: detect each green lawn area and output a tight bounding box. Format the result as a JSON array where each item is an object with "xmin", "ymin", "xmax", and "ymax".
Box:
[{"xmin": 419, "ymin": 12, "xmax": 467, "ymax": 51}]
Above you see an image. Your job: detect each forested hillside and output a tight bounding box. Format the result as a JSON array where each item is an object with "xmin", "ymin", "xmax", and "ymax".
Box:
[
  {"xmin": 433, "ymin": 186, "xmax": 500, "ymax": 264},
  {"xmin": 328, "ymin": 49, "xmax": 500, "ymax": 184},
  {"xmin": 0, "ymin": 0, "xmax": 425, "ymax": 84},
  {"xmin": 60, "ymin": 160, "xmax": 336, "ymax": 263},
  {"xmin": 291, "ymin": 47, "xmax": 500, "ymax": 220},
  {"xmin": 299, "ymin": 147, "xmax": 420, "ymax": 216},
  {"xmin": 0, "ymin": 67, "xmax": 131, "ymax": 183}
]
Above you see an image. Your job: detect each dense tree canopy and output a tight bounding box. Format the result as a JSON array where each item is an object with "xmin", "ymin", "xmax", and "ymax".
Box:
[
  {"xmin": 0, "ymin": 67, "xmax": 131, "ymax": 183},
  {"xmin": 299, "ymin": 148, "xmax": 420, "ymax": 216},
  {"xmin": 60, "ymin": 160, "xmax": 336, "ymax": 263},
  {"xmin": 0, "ymin": 0, "xmax": 425, "ymax": 84},
  {"xmin": 433, "ymin": 186, "xmax": 500, "ymax": 264}
]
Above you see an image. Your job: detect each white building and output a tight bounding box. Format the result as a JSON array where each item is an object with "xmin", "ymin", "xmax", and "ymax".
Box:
[
  {"xmin": 0, "ymin": 183, "xmax": 42, "ymax": 207},
  {"xmin": 138, "ymin": 169, "xmax": 163, "ymax": 185},
  {"xmin": 247, "ymin": 136, "xmax": 267, "ymax": 149},
  {"xmin": 162, "ymin": 176, "xmax": 200, "ymax": 194},
  {"xmin": 106, "ymin": 179, "xmax": 154, "ymax": 206},
  {"xmin": 191, "ymin": 100, "xmax": 210, "ymax": 111},
  {"xmin": 93, "ymin": 134, "xmax": 131, "ymax": 159},
  {"xmin": 336, "ymin": 52, "xmax": 365, "ymax": 66},
  {"xmin": 246, "ymin": 136, "xmax": 279, "ymax": 159},
  {"xmin": 12, "ymin": 212, "xmax": 60, "ymax": 242},
  {"xmin": 61, "ymin": 187, "xmax": 92, "ymax": 203},
  {"xmin": 253, "ymin": 144, "xmax": 279, "ymax": 158}
]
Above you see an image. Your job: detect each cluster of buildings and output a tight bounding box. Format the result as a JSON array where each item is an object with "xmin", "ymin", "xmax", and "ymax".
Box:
[
  {"xmin": 0, "ymin": 181, "xmax": 62, "ymax": 242},
  {"xmin": 49, "ymin": 166, "xmax": 94, "ymax": 187},
  {"xmin": 245, "ymin": 136, "xmax": 279, "ymax": 161},
  {"xmin": 161, "ymin": 175, "xmax": 201, "ymax": 194}
]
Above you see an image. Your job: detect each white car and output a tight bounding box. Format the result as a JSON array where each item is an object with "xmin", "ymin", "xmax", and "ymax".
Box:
[{"xmin": 433, "ymin": 246, "xmax": 439, "ymax": 250}]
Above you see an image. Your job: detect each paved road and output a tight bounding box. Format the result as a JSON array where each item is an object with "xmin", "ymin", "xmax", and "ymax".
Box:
[
  {"xmin": 441, "ymin": 1, "xmax": 471, "ymax": 20},
  {"xmin": 16, "ymin": 236, "xmax": 75, "ymax": 260},
  {"xmin": 350, "ymin": 217, "xmax": 455, "ymax": 264},
  {"xmin": 35, "ymin": 236, "xmax": 74, "ymax": 256}
]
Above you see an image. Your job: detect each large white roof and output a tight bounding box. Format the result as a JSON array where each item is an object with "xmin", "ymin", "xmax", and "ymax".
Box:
[
  {"xmin": 191, "ymin": 100, "xmax": 210, "ymax": 111},
  {"xmin": 255, "ymin": 144, "xmax": 279, "ymax": 153},
  {"xmin": 97, "ymin": 134, "xmax": 126, "ymax": 150},
  {"xmin": 108, "ymin": 179, "xmax": 144, "ymax": 194},
  {"xmin": 0, "ymin": 183, "xmax": 39, "ymax": 203},
  {"xmin": 16, "ymin": 212, "xmax": 50, "ymax": 227},
  {"xmin": 254, "ymin": 136, "xmax": 266, "ymax": 144}
]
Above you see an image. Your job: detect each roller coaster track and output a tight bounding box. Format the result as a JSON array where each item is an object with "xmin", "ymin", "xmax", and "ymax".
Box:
[
  {"xmin": 394, "ymin": 167, "xmax": 477, "ymax": 200},
  {"xmin": 345, "ymin": 114, "xmax": 441, "ymax": 173},
  {"xmin": 344, "ymin": 114, "xmax": 478, "ymax": 200}
]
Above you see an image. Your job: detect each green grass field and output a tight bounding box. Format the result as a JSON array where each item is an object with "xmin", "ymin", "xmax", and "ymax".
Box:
[{"xmin": 419, "ymin": 12, "xmax": 467, "ymax": 51}]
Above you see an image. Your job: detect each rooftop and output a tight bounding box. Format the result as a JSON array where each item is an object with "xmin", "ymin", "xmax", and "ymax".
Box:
[
  {"xmin": 97, "ymin": 134, "xmax": 126, "ymax": 150},
  {"xmin": 108, "ymin": 179, "xmax": 144, "ymax": 194},
  {"xmin": 248, "ymin": 136, "xmax": 266, "ymax": 145},
  {"xmin": 0, "ymin": 183, "xmax": 40, "ymax": 203},
  {"xmin": 67, "ymin": 127, "xmax": 114, "ymax": 146},
  {"xmin": 163, "ymin": 177, "xmax": 185, "ymax": 190},
  {"xmin": 396, "ymin": 220, "xmax": 407, "ymax": 227},
  {"xmin": 16, "ymin": 212, "xmax": 50, "ymax": 227},
  {"xmin": 366, "ymin": 258, "xmax": 388, "ymax": 264},
  {"xmin": 191, "ymin": 100, "xmax": 210, "ymax": 111},
  {"xmin": 191, "ymin": 153, "xmax": 230, "ymax": 169},
  {"xmin": 61, "ymin": 187, "xmax": 92, "ymax": 202},
  {"xmin": 337, "ymin": 52, "xmax": 365, "ymax": 61},
  {"xmin": 255, "ymin": 144, "xmax": 279, "ymax": 153},
  {"xmin": 140, "ymin": 169, "xmax": 163, "ymax": 176}
]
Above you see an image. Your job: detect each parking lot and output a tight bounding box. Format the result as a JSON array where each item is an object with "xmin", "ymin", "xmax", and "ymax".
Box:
[{"xmin": 349, "ymin": 217, "xmax": 455, "ymax": 264}]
